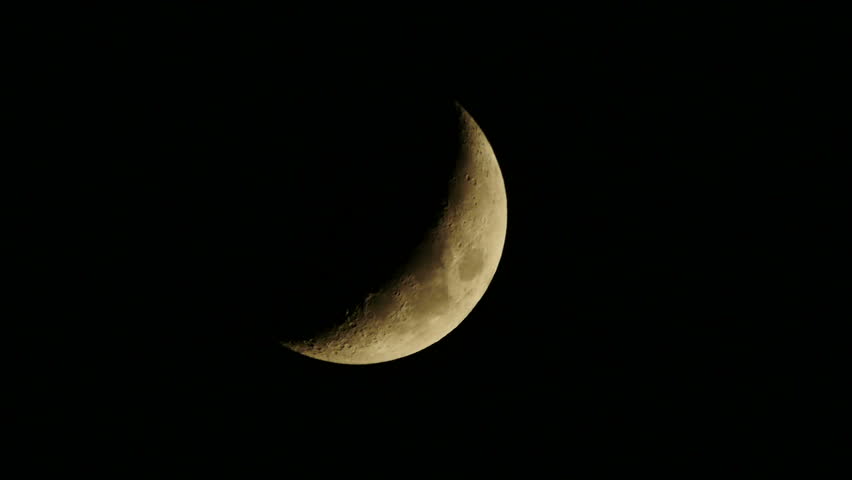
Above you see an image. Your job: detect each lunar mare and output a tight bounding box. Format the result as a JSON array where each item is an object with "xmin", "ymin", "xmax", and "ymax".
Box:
[{"xmin": 282, "ymin": 103, "xmax": 507, "ymax": 364}]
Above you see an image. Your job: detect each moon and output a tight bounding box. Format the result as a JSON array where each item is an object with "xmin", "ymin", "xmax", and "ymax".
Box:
[{"xmin": 282, "ymin": 102, "xmax": 507, "ymax": 364}]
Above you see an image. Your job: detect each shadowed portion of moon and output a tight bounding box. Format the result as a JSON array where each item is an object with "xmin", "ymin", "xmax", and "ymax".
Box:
[{"xmin": 280, "ymin": 100, "xmax": 507, "ymax": 365}]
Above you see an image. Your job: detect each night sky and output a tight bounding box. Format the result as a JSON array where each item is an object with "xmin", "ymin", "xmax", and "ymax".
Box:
[{"xmin": 13, "ymin": 6, "xmax": 846, "ymax": 467}]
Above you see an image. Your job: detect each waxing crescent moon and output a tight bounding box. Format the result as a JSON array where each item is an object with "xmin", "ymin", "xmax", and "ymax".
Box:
[{"xmin": 282, "ymin": 103, "xmax": 507, "ymax": 365}]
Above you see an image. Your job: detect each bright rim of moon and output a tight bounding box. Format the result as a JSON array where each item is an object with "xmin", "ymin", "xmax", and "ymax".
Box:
[{"xmin": 282, "ymin": 103, "xmax": 507, "ymax": 364}]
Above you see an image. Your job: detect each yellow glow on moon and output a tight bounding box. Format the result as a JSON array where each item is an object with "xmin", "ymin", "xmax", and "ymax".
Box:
[{"xmin": 282, "ymin": 103, "xmax": 507, "ymax": 364}]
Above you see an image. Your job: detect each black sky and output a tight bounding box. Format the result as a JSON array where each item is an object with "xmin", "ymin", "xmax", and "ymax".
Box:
[{"xmin": 12, "ymin": 6, "xmax": 847, "ymax": 467}]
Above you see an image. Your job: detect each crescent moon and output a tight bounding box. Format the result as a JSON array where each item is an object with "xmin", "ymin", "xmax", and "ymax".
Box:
[{"xmin": 282, "ymin": 102, "xmax": 507, "ymax": 364}]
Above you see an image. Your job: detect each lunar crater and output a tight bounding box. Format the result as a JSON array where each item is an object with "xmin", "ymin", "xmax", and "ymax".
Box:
[{"xmin": 458, "ymin": 247, "xmax": 485, "ymax": 282}]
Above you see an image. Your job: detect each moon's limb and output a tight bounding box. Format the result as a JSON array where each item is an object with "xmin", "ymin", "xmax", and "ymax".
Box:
[{"xmin": 283, "ymin": 103, "xmax": 507, "ymax": 364}]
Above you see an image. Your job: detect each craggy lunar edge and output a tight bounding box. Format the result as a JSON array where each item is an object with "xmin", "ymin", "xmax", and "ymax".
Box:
[{"xmin": 282, "ymin": 103, "xmax": 508, "ymax": 364}]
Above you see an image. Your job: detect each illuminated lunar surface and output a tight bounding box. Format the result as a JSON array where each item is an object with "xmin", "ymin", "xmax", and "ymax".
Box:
[{"xmin": 282, "ymin": 103, "xmax": 507, "ymax": 364}]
